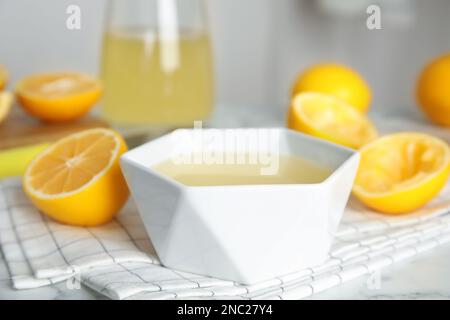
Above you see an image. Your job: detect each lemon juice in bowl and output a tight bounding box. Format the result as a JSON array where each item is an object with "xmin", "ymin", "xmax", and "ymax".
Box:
[
  {"xmin": 101, "ymin": 0, "xmax": 213, "ymax": 127},
  {"xmin": 153, "ymin": 154, "xmax": 331, "ymax": 186}
]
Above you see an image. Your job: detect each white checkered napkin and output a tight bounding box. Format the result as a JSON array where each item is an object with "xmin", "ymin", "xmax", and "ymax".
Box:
[
  {"xmin": 1, "ymin": 177, "xmax": 450, "ymax": 300},
  {"xmin": 0, "ymin": 178, "xmax": 158, "ymax": 289},
  {"xmin": 79, "ymin": 214, "xmax": 450, "ymax": 300},
  {"xmin": 81, "ymin": 262, "xmax": 236, "ymax": 300}
]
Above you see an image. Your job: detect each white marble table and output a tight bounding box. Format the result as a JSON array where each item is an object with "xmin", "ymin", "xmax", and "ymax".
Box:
[
  {"xmin": 1, "ymin": 104, "xmax": 450, "ymax": 300},
  {"xmin": 308, "ymin": 243, "xmax": 450, "ymax": 300}
]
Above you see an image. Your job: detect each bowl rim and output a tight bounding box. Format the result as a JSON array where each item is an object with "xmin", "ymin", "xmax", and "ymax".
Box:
[{"xmin": 120, "ymin": 127, "xmax": 360, "ymax": 190}]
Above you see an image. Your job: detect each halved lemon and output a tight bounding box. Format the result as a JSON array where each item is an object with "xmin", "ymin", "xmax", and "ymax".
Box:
[
  {"xmin": 287, "ymin": 92, "xmax": 378, "ymax": 149},
  {"xmin": 0, "ymin": 65, "xmax": 8, "ymax": 90},
  {"xmin": 0, "ymin": 91, "xmax": 13, "ymax": 124},
  {"xmin": 353, "ymin": 132, "xmax": 450, "ymax": 214},
  {"xmin": 16, "ymin": 72, "xmax": 102, "ymax": 122},
  {"xmin": 24, "ymin": 128, "xmax": 129, "ymax": 226},
  {"xmin": 292, "ymin": 63, "xmax": 372, "ymax": 113}
]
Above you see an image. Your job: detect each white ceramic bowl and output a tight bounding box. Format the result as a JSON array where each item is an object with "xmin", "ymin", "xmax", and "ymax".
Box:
[{"xmin": 120, "ymin": 128, "xmax": 359, "ymax": 284}]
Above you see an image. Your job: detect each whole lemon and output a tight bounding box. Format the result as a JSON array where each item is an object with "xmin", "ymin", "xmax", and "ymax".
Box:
[
  {"xmin": 292, "ymin": 63, "xmax": 372, "ymax": 113},
  {"xmin": 417, "ymin": 53, "xmax": 450, "ymax": 126}
]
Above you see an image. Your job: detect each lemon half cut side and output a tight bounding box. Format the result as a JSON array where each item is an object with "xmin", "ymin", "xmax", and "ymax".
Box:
[
  {"xmin": 23, "ymin": 128, "xmax": 129, "ymax": 226},
  {"xmin": 353, "ymin": 132, "xmax": 450, "ymax": 214},
  {"xmin": 288, "ymin": 92, "xmax": 378, "ymax": 149}
]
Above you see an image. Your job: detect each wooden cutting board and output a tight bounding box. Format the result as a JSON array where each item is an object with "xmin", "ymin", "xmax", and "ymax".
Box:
[{"xmin": 0, "ymin": 108, "xmax": 109, "ymax": 150}]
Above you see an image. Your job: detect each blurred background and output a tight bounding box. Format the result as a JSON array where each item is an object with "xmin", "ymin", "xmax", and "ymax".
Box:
[{"xmin": 0, "ymin": 0, "xmax": 449, "ymax": 116}]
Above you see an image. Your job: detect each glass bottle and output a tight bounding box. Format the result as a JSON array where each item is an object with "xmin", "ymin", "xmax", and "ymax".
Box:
[{"xmin": 101, "ymin": 0, "xmax": 213, "ymax": 128}]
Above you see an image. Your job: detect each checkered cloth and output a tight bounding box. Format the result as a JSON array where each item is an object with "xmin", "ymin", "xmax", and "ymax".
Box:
[{"xmin": 1, "ymin": 177, "xmax": 450, "ymax": 300}]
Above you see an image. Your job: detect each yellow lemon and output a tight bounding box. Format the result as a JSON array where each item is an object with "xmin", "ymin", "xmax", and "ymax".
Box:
[
  {"xmin": 353, "ymin": 132, "xmax": 450, "ymax": 214},
  {"xmin": 417, "ymin": 53, "xmax": 450, "ymax": 126},
  {"xmin": 292, "ymin": 63, "xmax": 372, "ymax": 113},
  {"xmin": 0, "ymin": 65, "xmax": 8, "ymax": 90},
  {"xmin": 0, "ymin": 91, "xmax": 13, "ymax": 124},
  {"xmin": 23, "ymin": 128, "xmax": 129, "ymax": 226},
  {"xmin": 287, "ymin": 92, "xmax": 378, "ymax": 149},
  {"xmin": 16, "ymin": 72, "xmax": 102, "ymax": 122},
  {"xmin": 0, "ymin": 143, "xmax": 50, "ymax": 179}
]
